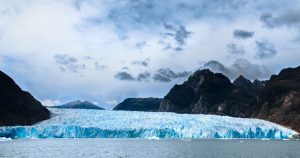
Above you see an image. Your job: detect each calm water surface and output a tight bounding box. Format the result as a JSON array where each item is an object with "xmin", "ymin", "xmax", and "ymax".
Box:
[{"xmin": 0, "ymin": 139, "xmax": 299, "ymax": 158}]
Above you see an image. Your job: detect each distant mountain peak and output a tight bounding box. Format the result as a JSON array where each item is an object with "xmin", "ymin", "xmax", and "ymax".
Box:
[
  {"xmin": 233, "ymin": 75, "xmax": 253, "ymax": 89},
  {"xmin": 113, "ymin": 98, "xmax": 162, "ymax": 111},
  {"xmin": 52, "ymin": 100, "xmax": 104, "ymax": 110}
]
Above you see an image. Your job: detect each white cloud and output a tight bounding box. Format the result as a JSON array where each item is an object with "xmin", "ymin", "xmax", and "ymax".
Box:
[
  {"xmin": 0, "ymin": 0, "xmax": 299, "ymax": 108},
  {"xmin": 105, "ymin": 100, "xmax": 118, "ymax": 106},
  {"xmin": 41, "ymin": 99, "xmax": 61, "ymax": 107}
]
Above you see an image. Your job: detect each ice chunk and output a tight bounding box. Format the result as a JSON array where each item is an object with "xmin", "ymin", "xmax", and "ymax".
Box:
[
  {"xmin": 0, "ymin": 109, "xmax": 297, "ymax": 139},
  {"xmin": 0, "ymin": 137, "xmax": 12, "ymax": 141}
]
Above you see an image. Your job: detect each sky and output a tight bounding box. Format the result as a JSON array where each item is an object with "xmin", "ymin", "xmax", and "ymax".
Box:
[{"xmin": 1, "ymin": 0, "xmax": 300, "ymax": 109}]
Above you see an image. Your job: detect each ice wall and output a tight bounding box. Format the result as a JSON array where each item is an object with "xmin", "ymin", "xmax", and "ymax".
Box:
[{"xmin": 0, "ymin": 109, "xmax": 297, "ymax": 139}]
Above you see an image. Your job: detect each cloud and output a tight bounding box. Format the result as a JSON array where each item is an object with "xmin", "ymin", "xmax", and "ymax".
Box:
[
  {"xmin": 260, "ymin": 13, "xmax": 277, "ymax": 28},
  {"xmin": 163, "ymin": 24, "xmax": 192, "ymax": 45},
  {"xmin": 233, "ymin": 29, "xmax": 254, "ymax": 39},
  {"xmin": 153, "ymin": 68, "xmax": 191, "ymax": 82},
  {"xmin": 135, "ymin": 42, "xmax": 147, "ymax": 49},
  {"xmin": 40, "ymin": 99, "xmax": 61, "ymax": 106},
  {"xmin": 54, "ymin": 54, "xmax": 77, "ymax": 65},
  {"xmin": 137, "ymin": 71, "xmax": 151, "ymax": 81},
  {"xmin": 160, "ymin": 24, "xmax": 192, "ymax": 51},
  {"xmin": 105, "ymin": 99, "xmax": 118, "ymax": 106},
  {"xmin": 260, "ymin": 11, "xmax": 300, "ymax": 28},
  {"xmin": 94, "ymin": 61, "xmax": 107, "ymax": 70},
  {"xmin": 114, "ymin": 71, "xmax": 135, "ymax": 81},
  {"xmin": 153, "ymin": 74, "xmax": 171, "ymax": 82},
  {"xmin": 255, "ymin": 40, "xmax": 277, "ymax": 59},
  {"xmin": 54, "ymin": 54, "xmax": 87, "ymax": 73},
  {"xmin": 102, "ymin": 0, "xmax": 281, "ymax": 31},
  {"xmin": 227, "ymin": 43, "xmax": 245, "ymax": 55},
  {"xmin": 83, "ymin": 56, "xmax": 94, "ymax": 60},
  {"xmin": 132, "ymin": 58, "xmax": 149, "ymax": 67},
  {"xmin": 114, "ymin": 71, "xmax": 151, "ymax": 82},
  {"xmin": 1, "ymin": 0, "xmax": 299, "ymax": 108},
  {"xmin": 121, "ymin": 67, "xmax": 129, "ymax": 70},
  {"xmin": 203, "ymin": 60, "xmax": 231, "ymax": 75},
  {"xmin": 203, "ymin": 59, "xmax": 272, "ymax": 80}
]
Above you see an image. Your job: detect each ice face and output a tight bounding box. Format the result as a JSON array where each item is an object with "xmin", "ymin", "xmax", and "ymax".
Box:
[{"xmin": 0, "ymin": 109, "xmax": 297, "ymax": 139}]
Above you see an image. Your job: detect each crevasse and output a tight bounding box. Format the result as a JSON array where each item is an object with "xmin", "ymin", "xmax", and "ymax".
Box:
[{"xmin": 0, "ymin": 109, "xmax": 297, "ymax": 139}]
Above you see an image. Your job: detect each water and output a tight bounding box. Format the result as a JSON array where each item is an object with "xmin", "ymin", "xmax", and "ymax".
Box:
[{"xmin": 1, "ymin": 139, "xmax": 299, "ymax": 158}]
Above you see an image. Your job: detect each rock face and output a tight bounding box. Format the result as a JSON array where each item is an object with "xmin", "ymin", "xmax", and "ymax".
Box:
[
  {"xmin": 159, "ymin": 67, "xmax": 300, "ymax": 132},
  {"xmin": 113, "ymin": 98, "xmax": 163, "ymax": 111},
  {"xmin": 256, "ymin": 66, "xmax": 300, "ymax": 132},
  {"xmin": 0, "ymin": 71, "xmax": 50, "ymax": 126},
  {"xmin": 51, "ymin": 100, "xmax": 105, "ymax": 110},
  {"xmin": 159, "ymin": 70, "xmax": 262, "ymax": 117},
  {"xmin": 227, "ymin": 75, "xmax": 261, "ymax": 117}
]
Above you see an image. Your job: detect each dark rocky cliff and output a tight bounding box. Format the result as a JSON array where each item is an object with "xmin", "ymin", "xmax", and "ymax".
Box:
[
  {"xmin": 256, "ymin": 66, "xmax": 300, "ymax": 132},
  {"xmin": 159, "ymin": 70, "xmax": 262, "ymax": 117},
  {"xmin": 113, "ymin": 98, "xmax": 162, "ymax": 112},
  {"xmin": 159, "ymin": 67, "xmax": 300, "ymax": 132},
  {"xmin": 0, "ymin": 71, "xmax": 50, "ymax": 126}
]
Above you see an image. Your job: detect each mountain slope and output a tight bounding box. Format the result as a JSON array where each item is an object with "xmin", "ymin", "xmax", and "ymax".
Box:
[
  {"xmin": 159, "ymin": 69, "xmax": 261, "ymax": 117},
  {"xmin": 113, "ymin": 98, "xmax": 162, "ymax": 111},
  {"xmin": 0, "ymin": 71, "xmax": 50, "ymax": 126},
  {"xmin": 159, "ymin": 66, "xmax": 300, "ymax": 132},
  {"xmin": 256, "ymin": 66, "xmax": 300, "ymax": 132}
]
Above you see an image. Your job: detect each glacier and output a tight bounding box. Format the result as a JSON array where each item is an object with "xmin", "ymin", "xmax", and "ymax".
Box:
[{"xmin": 0, "ymin": 109, "xmax": 297, "ymax": 139}]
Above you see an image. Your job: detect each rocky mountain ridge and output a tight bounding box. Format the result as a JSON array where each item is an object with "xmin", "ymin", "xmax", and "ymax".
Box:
[{"xmin": 159, "ymin": 67, "xmax": 300, "ymax": 132}]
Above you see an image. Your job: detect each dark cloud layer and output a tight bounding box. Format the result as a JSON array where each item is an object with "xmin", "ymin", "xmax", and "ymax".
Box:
[
  {"xmin": 114, "ymin": 72, "xmax": 135, "ymax": 81},
  {"xmin": 115, "ymin": 68, "xmax": 192, "ymax": 82},
  {"xmin": 101, "ymin": 0, "xmax": 284, "ymax": 31},
  {"xmin": 260, "ymin": 13, "xmax": 277, "ymax": 28},
  {"xmin": 160, "ymin": 24, "xmax": 192, "ymax": 51},
  {"xmin": 153, "ymin": 68, "xmax": 191, "ymax": 82},
  {"xmin": 54, "ymin": 54, "xmax": 86, "ymax": 73},
  {"xmin": 255, "ymin": 40, "xmax": 277, "ymax": 59},
  {"xmin": 260, "ymin": 11, "xmax": 300, "ymax": 29},
  {"xmin": 114, "ymin": 71, "xmax": 151, "ymax": 82},
  {"xmin": 203, "ymin": 59, "xmax": 271, "ymax": 80},
  {"xmin": 137, "ymin": 71, "xmax": 151, "ymax": 81},
  {"xmin": 233, "ymin": 29, "xmax": 254, "ymax": 39},
  {"xmin": 227, "ymin": 43, "xmax": 245, "ymax": 55},
  {"xmin": 163, "ymin": 24, "xmax": 191, "ymax": 45}
]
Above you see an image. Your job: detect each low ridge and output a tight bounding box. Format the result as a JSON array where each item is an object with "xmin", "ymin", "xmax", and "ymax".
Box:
[{"xmin": 113, "ymin": 98, "xmax": 162, "ymax": 112}]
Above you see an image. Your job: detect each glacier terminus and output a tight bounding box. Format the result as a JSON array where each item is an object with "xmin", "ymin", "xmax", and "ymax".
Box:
[{"xmin": 0, "ymin": 109, "xmax": 297, "ymax": 139}]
